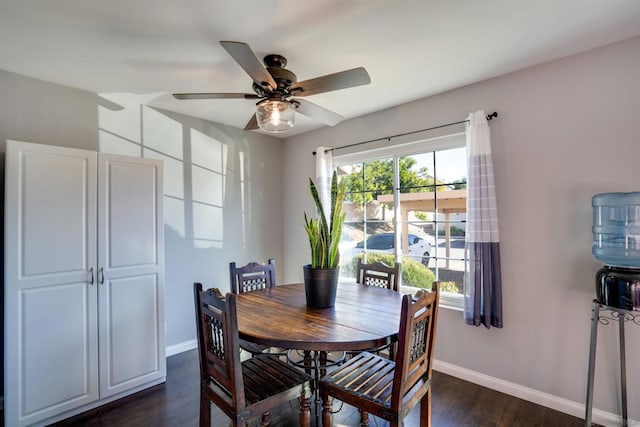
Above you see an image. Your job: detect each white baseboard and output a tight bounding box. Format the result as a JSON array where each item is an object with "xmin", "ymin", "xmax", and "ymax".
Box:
[
  {"xmin": 433, "ymin": 359, "xmax": 638, "ymax": 427},
  {"xmin": 166, "ymin": 339, "xmax": 197, "ymax": 357}
]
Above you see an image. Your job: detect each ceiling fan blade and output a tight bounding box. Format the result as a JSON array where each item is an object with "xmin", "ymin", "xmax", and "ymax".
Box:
[
  {"xmin": 244, "ymin": 113, "xmax": 259, "ymax": 131},
  {"xmin": 294, "ymin": 98, "xmax": 343, "ymax": 126},
  {"xmin": 291, "ymin": 67, "xmax": 371, "ymax": 97},
  {"xmin": 220, "ymin": 41, "xmax": 277, "ymax": 90},
  {"xmin": 173, "ymin": 93, "xmax": 259, "ymax": 100}
]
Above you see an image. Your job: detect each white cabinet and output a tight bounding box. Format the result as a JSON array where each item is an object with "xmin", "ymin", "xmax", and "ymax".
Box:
[{"xmin": 4, "ymin": 141, "xmax": 166, "ymax": 426}]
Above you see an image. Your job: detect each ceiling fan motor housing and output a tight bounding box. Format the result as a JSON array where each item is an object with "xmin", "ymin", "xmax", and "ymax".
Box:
[
  {"xmin": 261, "ymin": 54, "xmax": 297, "ymax": 92},
  {"xmin": 267, "ymin": 67, "xmax": 297, "ymax": 87}
]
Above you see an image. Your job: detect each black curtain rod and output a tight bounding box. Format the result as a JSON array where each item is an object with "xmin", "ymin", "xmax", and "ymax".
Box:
[{"xmin": 313, "ymin": 111, "xmax": 498, "ymax": 155}]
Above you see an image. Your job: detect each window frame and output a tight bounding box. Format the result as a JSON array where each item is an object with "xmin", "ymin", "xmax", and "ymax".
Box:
[{"xmin": 334, "ymin": 131, "xmax": 466, "ymax": 310}]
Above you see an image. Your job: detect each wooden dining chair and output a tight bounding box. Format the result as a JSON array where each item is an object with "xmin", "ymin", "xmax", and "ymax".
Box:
[
  {"xmin": 194, "ymin": 282, "xmax": 313, "ymax": 427},
  {"xmin": 229, "ymin": 259, "xmax": 286, "ymax": 357},
  {"xmin": 356, "ymin": 258, "xmax": 401, "ymax": 292},
  {"xmin": 352, "ymin": 258, "xmax": 402, "ymax": 360},
  {"xmin": 319, "ymin": 282, "xmax": 440, "ymax": 427},
  {"xmin": 229, "ymin": 258, "xmax": 276, "ymax": 294}
]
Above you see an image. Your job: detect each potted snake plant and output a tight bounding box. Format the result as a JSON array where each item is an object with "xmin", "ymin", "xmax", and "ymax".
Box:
[{"xmin": 303, "ymin": 170, "xmax": 347, "ymax": 308}]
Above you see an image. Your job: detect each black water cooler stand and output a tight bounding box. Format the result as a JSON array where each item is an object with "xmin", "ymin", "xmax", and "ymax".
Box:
[{"xmin": 585, "ymin": 266, "xmax": 640, "ymax": 426}]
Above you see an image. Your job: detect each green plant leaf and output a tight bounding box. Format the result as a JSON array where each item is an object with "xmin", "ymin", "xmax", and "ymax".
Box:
[{"xmin": 305, "ymin": 171, "xmax": 347, "ymax": 269}]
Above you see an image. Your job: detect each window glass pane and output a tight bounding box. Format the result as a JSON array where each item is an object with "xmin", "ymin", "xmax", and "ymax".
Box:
[
  {"xmin": 400, "ymin": 255, "xmax": 436, "ymax": 290},
  {"xmin": 397, "ymin": 230, "xmax": 434, "ymax": 266},
  {"xmin": 432, "ymin": 264, "xmax": 465, "ymax": 295},
  {"xmin": 398, "ymin": 152, "xmax": 434, "ymax": 193},
  {"xmin": 361, "ymin": 226, "xmax": 395, "ymax": 250},
  {"xmin": 435, "ymin": 147, "xmax": 467, "ymax": 187},
  {"xmin": 339, "ymin": 163, "xmax": 363, "ymax": 223},
  {"xmin": 363, "ymin": 159, "xmax": 394, "ymax": 193},
  {"xmin": 365, "ymin": 189, "xmax": 393, "ymax": 221}
]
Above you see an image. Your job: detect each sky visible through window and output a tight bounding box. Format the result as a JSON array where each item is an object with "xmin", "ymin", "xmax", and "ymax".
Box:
[{"xmin": 411, "ymin": 147, "xmax": 466, "ymax": 184}]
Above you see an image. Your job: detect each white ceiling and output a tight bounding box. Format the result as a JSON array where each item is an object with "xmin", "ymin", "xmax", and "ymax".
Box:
[{"xmin": 2, "ymin": 1, "xmax": 640, "ymax": 138}]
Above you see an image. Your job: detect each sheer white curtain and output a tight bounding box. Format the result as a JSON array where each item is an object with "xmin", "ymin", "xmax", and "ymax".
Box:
[
  {"xmin": 464, "ymin": 111, "xmax": 503, "ymax": 328},
  {"xmin": 315, "ymin": 146, "xmax": 333, "ymax": 218}
]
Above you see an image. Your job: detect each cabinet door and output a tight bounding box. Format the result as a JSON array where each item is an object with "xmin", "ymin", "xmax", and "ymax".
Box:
[
  {"xmin": 97, "ymin": 154, "xmax": 166, "ymax": 398},
  {"xmin": 4, "ymin": 141, "xmax": 99, "ymax": 427}
]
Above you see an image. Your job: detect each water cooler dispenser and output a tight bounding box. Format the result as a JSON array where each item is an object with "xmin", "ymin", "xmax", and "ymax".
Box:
[
  {"xmin": 586, "ymin": 192, "xmax": 640, "ymax": 426},
  {"xmin": 593, "ymin": 192, "xmax": 640, "ymax": 309}
]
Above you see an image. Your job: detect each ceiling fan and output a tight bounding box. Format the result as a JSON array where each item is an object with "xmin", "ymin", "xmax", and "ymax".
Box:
[{"xmin": 173, "ymin": 41, "xmax": 371, "ymax": 133}]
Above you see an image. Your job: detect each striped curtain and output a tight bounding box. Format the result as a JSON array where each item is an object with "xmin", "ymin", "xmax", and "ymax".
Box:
[{"xmin": 464, "ymin": 111, "xmax": 503, "ymax": 328}]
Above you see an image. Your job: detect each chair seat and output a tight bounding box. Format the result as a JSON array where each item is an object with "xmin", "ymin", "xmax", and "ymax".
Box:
[
  {"xmin": 241, "ymin": 354, "xmax": 313, "ymax": 404},
  {"xmin": 346, "ymin": 337, "xmax": 394, "ymax": 360},
  {"xmin": 321, "ymin": 352, "xmax": 396, "ymax": 408}
]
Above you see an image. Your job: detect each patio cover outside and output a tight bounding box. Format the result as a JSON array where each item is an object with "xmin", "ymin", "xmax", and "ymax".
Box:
[{"xmin": 377, "ymin": 189, "xmax": 466, "ymax": 267}]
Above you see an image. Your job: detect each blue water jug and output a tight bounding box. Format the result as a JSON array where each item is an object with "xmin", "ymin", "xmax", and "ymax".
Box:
[{"xmin": 592, "ymin": 192, "xmax": 640, "ymax": 268}]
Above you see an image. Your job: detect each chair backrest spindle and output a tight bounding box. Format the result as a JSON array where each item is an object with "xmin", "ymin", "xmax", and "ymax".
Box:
[
  {"xmin": 356, "ymin": 258, "xmax": 401, "ymax": 291},
  {"xmin": 230, "ymin": 259, "xmax": 276, "ymax": 294}
]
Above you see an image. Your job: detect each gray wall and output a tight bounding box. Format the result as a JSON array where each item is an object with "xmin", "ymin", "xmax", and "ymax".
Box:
[
  {"xmin": 283, "ymin": 36, "xmax": 640, "ymax": 419},
  {"xmin": 0, "ymin": 70, "xmax": 285, "ymax": 352}
]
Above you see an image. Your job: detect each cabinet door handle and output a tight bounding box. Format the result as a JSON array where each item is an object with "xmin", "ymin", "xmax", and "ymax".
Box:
[
  {"xmin": 99, "ymin": 267, "xmax": 105, "ymax": 285},
  {"xmin": 89, "ymin": 267, "xmax": 94, "ymax": 285}
]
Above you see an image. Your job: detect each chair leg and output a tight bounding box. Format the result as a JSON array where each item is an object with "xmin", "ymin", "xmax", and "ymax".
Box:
[
  {"xmin": 359, "ymin": 410, "xmax": 370, "ymax": 426},
  {"xmin": 260, "ymin": 411, "xmax": 270, "ymax": 426},
  {"xmin": 321, "ymin": 390, "xmax": 333, "ymax": 426},
  {"xmin": 420, "ymin": 389, "xmax": 432, "ymax": 426},
  {"xmin": 319, "ymin": 351, "xmax": 328, "ymax": 378},
  {"xmin": 299, "ymin": 395, "xmax": 311, "ymax": 427},
  {"xmin": 303, "ymin": 350, "xmax": 312, "ymax": 375},
  {"xmin": 199, "ymin": 391, "xmax": 210, "ymax": 427}
]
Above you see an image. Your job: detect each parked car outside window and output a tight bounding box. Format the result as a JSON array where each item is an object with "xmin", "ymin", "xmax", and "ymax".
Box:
[{"xmin": 348, "ymin": 232, "xmax": 432, "ymax": 266}]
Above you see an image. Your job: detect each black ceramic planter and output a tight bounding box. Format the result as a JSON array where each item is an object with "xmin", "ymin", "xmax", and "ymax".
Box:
[{"xmin": 303, "ymin": 264, "xmax": 339, "ymax": 308}]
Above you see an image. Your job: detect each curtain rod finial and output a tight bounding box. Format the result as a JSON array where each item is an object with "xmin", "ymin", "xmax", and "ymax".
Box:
[{"xmin": 486, "ymin": 112, "xmax": 498, "ymax": 120}]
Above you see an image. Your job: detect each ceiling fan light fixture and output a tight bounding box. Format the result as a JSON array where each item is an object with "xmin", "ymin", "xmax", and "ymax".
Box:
[{"xmin": 256, "ymin": 99, "xmax": 295, "ymax": 133}]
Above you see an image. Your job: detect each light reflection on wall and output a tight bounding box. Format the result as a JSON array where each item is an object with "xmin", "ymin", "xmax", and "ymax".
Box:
[
  {"xmin": 143, "ymin": 107, "xmax": 183, "ymax": 160},
  {"xmin": 239, "ymin": 150, "xmax": 246, "ymax": 248},
  {"xmin": 93, "ymin": 91, "xmax": 276, "ymax": 350},
  {"xmin": 144, "ymin": 147, "xmax": 185, "ymax": 237},
  {"xmin": 97, "ymin": 93, "xmax": 247, "ymax": 253},
  {"xmin": 97, "ymin": 95, "xmax": 186, "ymax": 239},
  {"xmin": 97, "ymin": 93, "xmax": 142, "ymax": 146},
  {"xmin": 190, "ymin": 128, "xmax": 227, "ymax": 249}
]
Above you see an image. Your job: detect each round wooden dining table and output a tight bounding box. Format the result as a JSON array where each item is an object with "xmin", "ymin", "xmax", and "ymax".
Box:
[{"xmin": 235, "ymin": 282, "xmax": 404, "ymax": 352}]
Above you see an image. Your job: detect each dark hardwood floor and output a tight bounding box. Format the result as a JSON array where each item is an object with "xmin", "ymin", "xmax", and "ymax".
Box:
[{"xmin": 37, "ymin": 349, "xmax": 588, "ymax": 426}]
